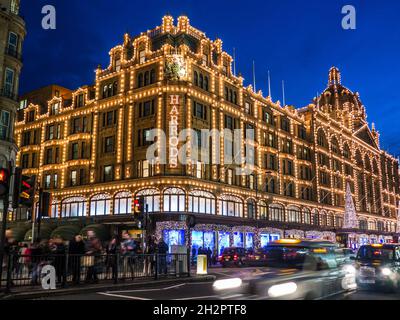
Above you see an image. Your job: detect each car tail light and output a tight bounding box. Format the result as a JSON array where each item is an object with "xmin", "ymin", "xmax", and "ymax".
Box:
[{"xmin": 233, "ymin": 254, "xmax": 238, "ymax": 261}]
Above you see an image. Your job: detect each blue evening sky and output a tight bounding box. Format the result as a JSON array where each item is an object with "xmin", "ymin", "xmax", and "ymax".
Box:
[{"xmin": 19, "ymin": 0, "xmax": 400, "ymax": 156}]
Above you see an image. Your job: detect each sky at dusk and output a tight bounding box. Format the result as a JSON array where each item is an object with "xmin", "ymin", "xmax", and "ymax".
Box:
[{"xmin": 19, "ymin": 0, "xmax": 400, "ymax": 156}]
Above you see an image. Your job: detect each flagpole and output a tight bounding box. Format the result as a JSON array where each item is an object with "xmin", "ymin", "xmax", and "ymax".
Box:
[
  {"xmin": 282, "ymin": 80, "xmax": 286, "ymax": 106},
  {"xmin": 268, "ymin": 70, "xmax": 272, "ymax": 99},
  {"xmin": 253, "ymin": 60, "xmax": 256, "ymax": 92},
  {"xmin": 233, "ymin": 48, "xmax": 236, "ymax": 76}
]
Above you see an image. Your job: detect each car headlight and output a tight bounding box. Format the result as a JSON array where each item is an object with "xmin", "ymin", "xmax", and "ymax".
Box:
[
  {"xmin": 268, "ymin": 282, "xmax": 298, "ymax": 298},
  {"xmin": 381, "ymin": 268, "xmax": 392, "ymax": 276},
  {"xmin": 343, "ymin": 265, "xmax": 356, "ymax": 275},
  {"xmin": 213, "ymin": 278, "xmax": 242, "ymax": 291}
]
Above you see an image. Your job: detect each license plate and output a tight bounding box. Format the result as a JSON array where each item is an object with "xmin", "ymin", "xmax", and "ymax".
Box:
[{"xmin": 359, "ymin": 279, "xmax": 375, "ymax": 284}]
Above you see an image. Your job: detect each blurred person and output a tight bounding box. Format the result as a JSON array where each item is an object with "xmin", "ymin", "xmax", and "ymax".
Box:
[
  {"xmin": 121, "ymin": 231, "xmax": 136, "ymax": 279},
  {"xmin": 52, "ymin": 237, "xmax": 66, "ymax": 286},
  {"xmin": 144, "ymin": 236, "xmax": 156, "ymax": 276},
  {"xmin": 157, "ymin": 238, "xmax": 169, "ymax": 275},
  {"xmin": 206, "ymin": 247, "xmax": 212, "ymax": 267},
  {"xmin": 30, "ymin": 241, "xmax": 43, "ymax": 285},
  {"xmin": 106, "ymin": 236, "xmax": 119, "ymax": 282},
  {"xmin": 68, "ymin": 234, "xmax": 85, "ymax": 284},
  {"xmin": 84, "ymin": 230, "xmax": 102, "ymax": 284}
]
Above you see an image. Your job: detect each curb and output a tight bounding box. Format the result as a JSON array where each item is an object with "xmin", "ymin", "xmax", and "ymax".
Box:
[{"xmin": 0, "ymin": 275, "xmax": 216, "ymax": 300}]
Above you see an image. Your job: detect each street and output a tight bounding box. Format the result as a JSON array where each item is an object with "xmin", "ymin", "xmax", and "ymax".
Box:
[{"xmin": 36, "ymin": 267, "xmax": 400, "ymax": 301}]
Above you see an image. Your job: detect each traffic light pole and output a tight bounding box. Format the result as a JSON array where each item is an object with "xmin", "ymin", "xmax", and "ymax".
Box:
[
  {"xmin": 0, "ymin": 196, "xmax": 9, "ymax": 289},
  {"xmin": 36, "ymin": 188, "xmax": 43, "ymax": 243}
]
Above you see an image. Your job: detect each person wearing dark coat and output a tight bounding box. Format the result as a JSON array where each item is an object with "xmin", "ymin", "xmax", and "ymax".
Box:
[
  {"xmin": 106, "ymin": 236, "xmax": 119, "ymax": 282},
  {"xmin": 68, "ymin": 234, "xmax": 85, "ymax": 284},
  {"xmin": 157, "ymin": 239, "xmax": 169, "ymax": 275},
  {"xmin": 52, "ymin": 237, "xmax": 66, "ymax": 286}
]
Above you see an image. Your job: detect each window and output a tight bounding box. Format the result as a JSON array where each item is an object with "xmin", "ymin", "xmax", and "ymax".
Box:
[
  {"xmin": 71, "ymin": 143, "xmax": 79, "ymax": 160},
  {"xmin": 7, "ymin": 32, "xmax": 18, "ymax": 55},
  {"xmin": 90, "ymin": 194, "xmax": 111, "ymax": 216},
  {"xmin": 163, "ymin": 188, "xmax": 185, "ymax": 212},
  {"xmin": 70, "ymin": 170, "xmax": 77, "ymax": 186},
  {"xmin": 263, "ymin": 109, "xmax": 273, "ymax": 125},
  {"xmin": 114, "ymin": 191, "xmax": 132, "ymax": 215},
  {"xmin": 0, "ymin": 110, "xmax": 10, "ymax": 140},
  {"xmin": 115, "ymin": 57, "xmax": 121, "ymax": 71},
  {"xmin": 103, "ymin": 165, "xmax": 113, "ymax": 182},
  {"xmin": 139, "ymin": 49, "xmax": 146, "ymax": 63},
  {"xmin": 46, "ymin": 148, "xmax": 53, "ymax": 164},
  {"xmin": 27, "ymin": 110, "xmax": 35, "ymax": 122},
  {"xmin": 137, "ymin": 159, "xmax": 151, "ymax": 178},
  {"xmin": 287, "ymin": 206, "xmax": 302, "ymax": 224},
  {"xmin": 22, "ymin": 154, "xmax": 29, "ymax": 168},
  {"xmin": 266, "ymin": 178, "xmax": 276, "ymax": 194},
  {"xmin": 244, "ymin": 102, "xmax": 252, "ymax": 115},
  {"xmin": 139, "ymin": 100, "xmax": 155, "ymax": 117},
  {"xmin": 138, "ymin": 128, "xmax": 153, "ymax": 146},
  {"xmin": 317, "ymin": 130, "xmax": 327, "ymax": 148},
  {"xmin": 269, "ymin": 204, "xmax": 285, "ymax": 222},
  {"xmin": 55, "ymin": 147, "xmax": 60, "ymax": 163},
  {"xmin": 44, "ymin": 174, "xmax": 51, "ymax": 189},
  {"xmin": 4, "ymin": 68, "xmax": 15, "ymax": 96},
  {"xmin": 19, "ymin": 99, "xmax": 27, "ymax": 110},
  {"xmin": 284, "ymin": 182, "xmax": 294, "ymax": 197},
  {"xmin": 10, "ymin": 0, "xmax": 20, "ymax": 14},
  {"xmin": 76, "ymin": 94, "xmax": 84, "ymax": 108},
  {"xmin": 298, "ymin": 126, "xmax": 307, "ymax": 140},
  {"xmin": 202, "ymin": 54, "xmax": 208, "ymax": 65},
  {"xmin": 219, "ymin": 194, "xmax": 243, "ymax": 217},
  {"xmin": 303, "ymin": 209, "xmax": 311, "ymax": 225},
  {"xmin": 193, "ymin": 101, "xmax": 207, "ymax": 120},
  {"xmin": 224, "ymin": 115, "xmax": 234, "ymax": 130},
  {"xmin": 104, "ymin": 136, "xmax": 115, "ymax": 153},
  {"xmin": 259, "ymin": 201, "xmax": 268, "ymax": 220},
  {"xmin": 50, "ymin": 102, "xmax": 60, "ymax": 115},
  {"xmin": 281, "ymin": 117, "xmax": 290, "ymax": 132},
  {"xmin": 247, "ymin": 199, "xmax": 256, "ymax": 219},
  {"xmin": 188, "ymin": 190, "xmax": 215, "ymax": 215},
  {"xmin": 61, "ymin": 197, "xmax": 86, "ymax": 218},
  {"xmin": 136, "ymin": 189, "xmax": 160, "ymax": 213},
  {"xmin": 54, "ymin": 174, "xmax": 58, "ymax": 188},
  {"xmin": 195, "ymin": 161, "xmax": 204, "ymax": 179}
]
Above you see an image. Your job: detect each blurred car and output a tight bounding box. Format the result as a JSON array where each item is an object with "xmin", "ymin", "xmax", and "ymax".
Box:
[
  {"xmin": 335, "ymin": 247, "xmax": 356, "ymax": 264},
  {"xmin": 243, "ymin": 248, "xmax": 269, "ymax": 267},
  {"xmin": 213, "ymin": 239, "xmax": 357, "ymax": 300},
  {"xmin": 354, "ymin": 244, "xmax": 400, "ymax": 292},
  {"xmin": 219, "ymin": 247, "xmax": 247, "ymax": 267}
]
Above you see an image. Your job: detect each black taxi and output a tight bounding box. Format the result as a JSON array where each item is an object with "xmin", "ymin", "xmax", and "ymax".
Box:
[
  {"xmin": 213, "ymin": 239, "xmax": 357, "ymax": 300},
  {"xmin": 354, "ymin": 244, "xmax": 400, "ymax": 292}
]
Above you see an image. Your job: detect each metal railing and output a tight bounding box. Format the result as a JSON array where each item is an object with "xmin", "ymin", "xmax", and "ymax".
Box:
[{"xmin": 1, "ymin": 252, "xmax": 190, "ymax": 291}]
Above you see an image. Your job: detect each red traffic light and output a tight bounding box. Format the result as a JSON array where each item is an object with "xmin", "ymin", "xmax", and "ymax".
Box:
[{"xmin": 0, "ymin": 168, "xmax": 10, "ymax": 196}]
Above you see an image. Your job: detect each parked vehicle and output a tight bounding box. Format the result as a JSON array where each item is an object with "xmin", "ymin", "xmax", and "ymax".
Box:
[{"xmin": 219, "ymin": 247, "xmax": 247, "ymax": 267}]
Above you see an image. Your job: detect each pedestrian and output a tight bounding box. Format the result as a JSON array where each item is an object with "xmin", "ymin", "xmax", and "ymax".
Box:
[
  {"xmin": 106, "ymin": 236, "xmax": 119, "ymax": 282},
  {"xmin": 68, "ymin": 234, "xmax": 85, "ymax": 284},
  {"xmin": 207, "ymin": 247, "xmax": 212, "ymax": 267},
  {"xmin": 30, "ymin": 241, "xmax": 43, "ymax": 286},
  {"xmin": 157, "ymin": 239, "xmax": 169, "ymax": 275},
  {"xmin": 212, "ymin": 248, "xmax": 218, "ymax": 265},
  {"xmin": 191, "ymin": 246, "xmax": 196, "ymax": 266},
  {"xmin": 17, "ymin": 243, "xmax": 30, "ymax": 276},
  {"xmin": 121, "ymin": 231, "xmax": 136, "ymax": 279},
  {"xmin": 84, "ymin": 230, "xmax": 103, "ymax": 284},
  {"xmin": 144, "ymin": 236, "xmax": 156, "ymax": 276},
  {"xmin": 52, "ymin": 236, "xmax": 66, "ymax": 286}
]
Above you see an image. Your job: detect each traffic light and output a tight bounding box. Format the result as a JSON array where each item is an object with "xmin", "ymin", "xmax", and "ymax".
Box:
[
  {"xmin": 0, "ymin": 168, "xmax": 10, "ymax": 197},
  {"xmin": 17, "ymin": 174, "xmax": 37, "ymax": 208},
  {"xmin": 39, "ymin": 191, "xmax": 52, "ymax": 218},
  {"xmin": 12, "ymin": 167, "xmax": 22, "ymax": 208},
  {"xmin": 133, "ymin": 196, "xmax": 145, "ymax": 228}
]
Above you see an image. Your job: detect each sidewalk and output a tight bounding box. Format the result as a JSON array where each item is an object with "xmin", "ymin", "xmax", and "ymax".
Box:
[{"xmin": 0, "ymin": 274, "xmax": 216, "ymax": 300}]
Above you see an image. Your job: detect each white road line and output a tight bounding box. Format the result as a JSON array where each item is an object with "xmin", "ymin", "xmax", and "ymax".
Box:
[
  {"xmin": 174, "ymin": 295, "xmax": 219, "ymax": 300},
  {"xmin": 110, "ymin": 283, "xmax": 186, "ymax": 293},
  {"xmin": 97, "ymin": 292, "xmax": 151, "ymax": 300}
]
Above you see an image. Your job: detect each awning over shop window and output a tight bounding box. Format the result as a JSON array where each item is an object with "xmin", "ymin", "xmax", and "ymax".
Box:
[{"xmin": 50, "ymin": 225, "xmax": 82, "ymax": 242}]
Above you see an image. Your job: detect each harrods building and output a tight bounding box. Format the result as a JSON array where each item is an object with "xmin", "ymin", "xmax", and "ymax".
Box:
[{"xmin": 13, "ymin": 16, "xmax": 400, "ymax": 251}]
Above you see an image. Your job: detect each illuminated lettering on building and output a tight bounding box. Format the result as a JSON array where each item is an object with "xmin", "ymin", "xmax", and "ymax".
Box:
[{"xmin": 169, "ymin": 95, "xmax": 180, "ymax": 168}]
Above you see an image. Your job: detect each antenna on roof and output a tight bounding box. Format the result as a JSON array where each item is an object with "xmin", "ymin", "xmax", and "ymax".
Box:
[
  {"xmin": 253, "ymin": 60, "xmax": 256, "ymax": 92},
  {"xmin": 282, "ymin": 80, "xmax": 286, "ymax": 106},
  {"xmin": 233, "ymin": 48, "xmax": 236, "ymax": 76},
  {"xmin": 268, "ymin": 70, "xmax": 272, "ymax": 99}
]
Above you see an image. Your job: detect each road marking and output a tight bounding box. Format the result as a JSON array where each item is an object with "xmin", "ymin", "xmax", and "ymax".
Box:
[
  {"xmin": 174, "ymin": 295, "xmax": 219, "ymax": 300},
  {"xmin": 110, "ymin": 283, "xmax": 186, "ymax": 293},
  {"xmin": 97, "ymin": 292, "xmax": 151, "ymax": 300}
]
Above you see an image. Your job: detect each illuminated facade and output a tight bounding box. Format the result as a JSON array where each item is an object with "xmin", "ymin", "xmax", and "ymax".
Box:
[{"xmin": 14, "ymin": 16, "xmax": 400, "ymax": 249}]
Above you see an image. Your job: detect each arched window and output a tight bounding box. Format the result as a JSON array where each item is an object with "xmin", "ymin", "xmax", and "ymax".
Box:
[
  {"xmin": 320, "ymin": 211, "xmax": 327, "ymax": 226},
  {"xmin": 102, "ymin": 85, "xmax": 108, "ymax": 98},
  {"xmin": 303, "ymin": 208, "xmax": 311, "ymax": 225},
  {"xmin": 269, "ymin": 204, "xmax": 285, "ymax": 222},
  {"xmin": 317, "ymin": 129, "xmax": 327, "ymax": 148},
  {"xmin": 331, "ymin": 136, "xmax": 340, "ymax": 154},
  {"xmin": 368, "ymin": 220, "xmax": 377, "ymax": 231},
  {"xmin": 150, "ymin": 69, "xmax": 155, "ymax": 84},
  {"xmin": 114, "ymin": 191, "xmax": 132, "ymax": 215},
  {"xmin": 327, "ymin": 212, "xmax": 335, "ymax": 227},
  {"xmin": 61, "ymin": 196, "xmax": 86, "ymax": 218},
  {"xmin": 112, "ymin": 81, "xmax": 118, "ymax": 96},
  {"xmin": 287, "ymin": 206, "xmax": 301, "ymax": 224},
  {"xmin": 188, "ymin": 190, "xmax": 215, "ymax": 215},
  {"xmin": 144, "ymin": 71, "xmax": 150, "ymax": 86},
  {"xmin": 51, "ymin": 199, "xmax": 59, "ymax": 218},
  {"xmin": 204, "ymin": 76, "xmax": 209, "ymax": 91},
  {"xmin": 312, "ymin": 209, "xmax": 319, "ymax": 226},
  {"xmin": 219, "ymin": 194, "xmax": 243, "ymax": 217},
  {"xmin": 194, "ymin": 71, "xmax": 198, "ymax": 86},
  {"xmin": 247, "ymin": 199, "xmax": 256, "ymax": 219},
  {"xmin": 163, "ymin": 188, "xmax": 185, "ymax": 212},
  {"xmin": 136, "ymin": 188, "xmax": 160, "ymax": 213},
  {"xmin": 258, "ymin": 200, "xmax": 268, "ymax": 220},
  {"xmin": 137, "ymin": 73, "xmax": 143, "ymax": 88},
  {"xmin": 343, "ymin": 144, "xmax": 351, "ymax": 159},
  {"xmin": 364, "ymin": 155, "xmax": 372, "ymax": 172},
  {"xmin": 90, "ymin": 193, "xmax": 111, "ymax": 216},
  {"xmin": 199, "ymin": 74, "xmax": 203, "ymax": 89},
  {"xmin": 359, "ymin": 219, "xmax": 368, "ymax": 230},
  {"xmin": 355, "ymin": 150, "xmax": 363, "ymax": 167}
]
